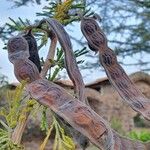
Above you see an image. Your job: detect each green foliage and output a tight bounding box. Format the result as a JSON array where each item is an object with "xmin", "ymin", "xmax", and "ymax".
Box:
[
  {"xmin": 7, "ymin": 17, "xmax": 29, "ymax": 31},
  {"xmin": 36, "ymin": 0, "xmax": 88, "ymax": 25},
  {"xmin": 0, "ymin": 81, "xmax": 27, "ymax": 128},
  {"xmin": 40, "ymin": 115, "xmax": 75, "ymax": 150},
  {"xmin": 40, "ymin": 107, "xmax": 49, "ymax": 132},
  {"xmin": 0, "ymin": 81, "xmax": 39, "ymax": 149},
  {"xmin": 47, "ymin": 47, "xmax": 88, "ymax": 80},
  {"xmin": 133, "ymin": 114, "xmax": 148, "ymax": 127},
  {"xmin": 0, "ymin": 74, "xmax": 9, "ymax": 102},
  {"xmin": 110, "ymin": 117, "xmax": 125, "ymax": 135},
  {"xmin": 2, "ymin": 0, "xmax": 92, "ymax": 42},
  {"xmin": 0, "ymin": 128, "xmax": 23, "ymax": 150},
  {"xmin": 0, "ymin": 81, "xmax": 28, "ymax": 149},
  {"xmin": 128, "ymin": 130, "xmax": 150, "ymax": 142},
  {"xmin": 2, "ymin": 17, "xmax": 49, "ymax": 51}
]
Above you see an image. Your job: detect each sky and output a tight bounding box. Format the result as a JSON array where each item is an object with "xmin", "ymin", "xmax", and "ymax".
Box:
[{"xmin": 0, "ymin": 1, "xmax": 149, "ymax": 84}]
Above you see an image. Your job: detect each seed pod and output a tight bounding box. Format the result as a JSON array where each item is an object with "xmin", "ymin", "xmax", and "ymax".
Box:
[
  {"xmin": 7, "ymin": 36, "xmax": 29, "ymax": 63},
  {"xmin": 81, "ymin": 16, "xmax": 150, "ymax": 121},
  {"xmin": 23, "ymin": 30, "xmax": 41, "ymax": 72},
  {"xmin": 35, "ymin": 18, "xmax": 86, "ymax": 102},
  {"xmin": 81, "ymin": 17, "xmax": 107, "ymax": 52},
  {"xmin": 14, "ymin": 59, "xmax": 40, "ymax": 83}
]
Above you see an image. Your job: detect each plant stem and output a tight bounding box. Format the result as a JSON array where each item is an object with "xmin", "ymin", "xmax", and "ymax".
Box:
[
  {"xmin": 40, "ymin": 34, "xmax": 57, "ymax": 78},
  {"xmin": 11, "ymin": 112, "xmax": 29, "ymax": 145}
]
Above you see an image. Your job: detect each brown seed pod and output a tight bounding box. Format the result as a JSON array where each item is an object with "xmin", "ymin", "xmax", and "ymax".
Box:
[
  {"xmin": 81, "ymin": 16, "xmax": 150, "ymax": 121},
  {"xmin": 26, "ymin": 79, "xmax": 114, "ymax": 150},
  {"xmin": 7, "ymin": 36, "xmax": 30, "ymax": 63},
  {"xmin": 35, "ymin": 18, "xmax": 86, "ymax": 103},
  {"xmin": 14, "ymin": 59, "xmax": 40, "ymax": 83},
  {"xmin": 81, "ymin": 17, "xmax": 107, "ymax": 52}
]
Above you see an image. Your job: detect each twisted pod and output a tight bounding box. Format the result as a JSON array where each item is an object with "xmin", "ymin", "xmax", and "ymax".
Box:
[
  {"xmin": 80, "ymin": 16, "xmax": 150, "ymax": 150},
  {"xmin": 33, "ymin": 18, "xmax": 86, "ymax": 103},
  {"xmin": 81, "ymin": 16, "xmax": 150, "ymax": 121}
]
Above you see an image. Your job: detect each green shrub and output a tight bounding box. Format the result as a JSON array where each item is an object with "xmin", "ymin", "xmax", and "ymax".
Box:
[
  {"xmin": 134, "ymin": 114, "xmax": 147, "ymax": 127},
  {"xmin": 128, "ymin": 130, "xmax": 150, "ymax": 142},
  {"xmin": 110, "ymin": 117, "xmax": 125, "ymax": 135}
]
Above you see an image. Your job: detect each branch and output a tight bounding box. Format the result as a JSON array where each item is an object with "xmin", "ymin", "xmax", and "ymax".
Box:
[
  {"xmin": 11, "ymin": 112, "xmax": 29, "ymax": 145},
  {"xmin": 40, "ymin": 31, "xmax": 57, "ymax": 78}
]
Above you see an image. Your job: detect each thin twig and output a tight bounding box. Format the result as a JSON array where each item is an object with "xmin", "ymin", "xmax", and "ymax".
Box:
[
  {"xmin": 40, "ymin": 31, "xmax": 57, "ymax": 78},
  {"xmin": 11, "ymin": 111, "xmax": 30, "ymax": 145}
]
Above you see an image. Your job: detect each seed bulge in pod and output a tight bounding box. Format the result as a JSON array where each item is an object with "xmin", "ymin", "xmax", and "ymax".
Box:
[{"xmin": 7, "ymin": 36, "xmax": 29, "ymax": 63}]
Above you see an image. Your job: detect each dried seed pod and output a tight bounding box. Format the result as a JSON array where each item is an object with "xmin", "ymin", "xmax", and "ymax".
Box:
[
  {"xmin": 14, "ymin": 59, "xmax": 40, "ymax": 83},
  {"xmin": 35, "ymin": 18, "xmax": 86, "ymax": 103},
  {"xmin": 81, "ymin": 17, "xmax": 107, "ymax": 52},
  {"xmin": 23, "ymin": 30, "xmax": 41, "ymax": 72},
  {"xmin": 7, "ymin": 36, "xmax": 29, "ymax": 63},
  {"xmin": 81, "ymin": 16, "xmax": 150, "ymax": 121},
  {"xmin": 26, "ymin": 79, "xmax": 114, "ymax": 150}
]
